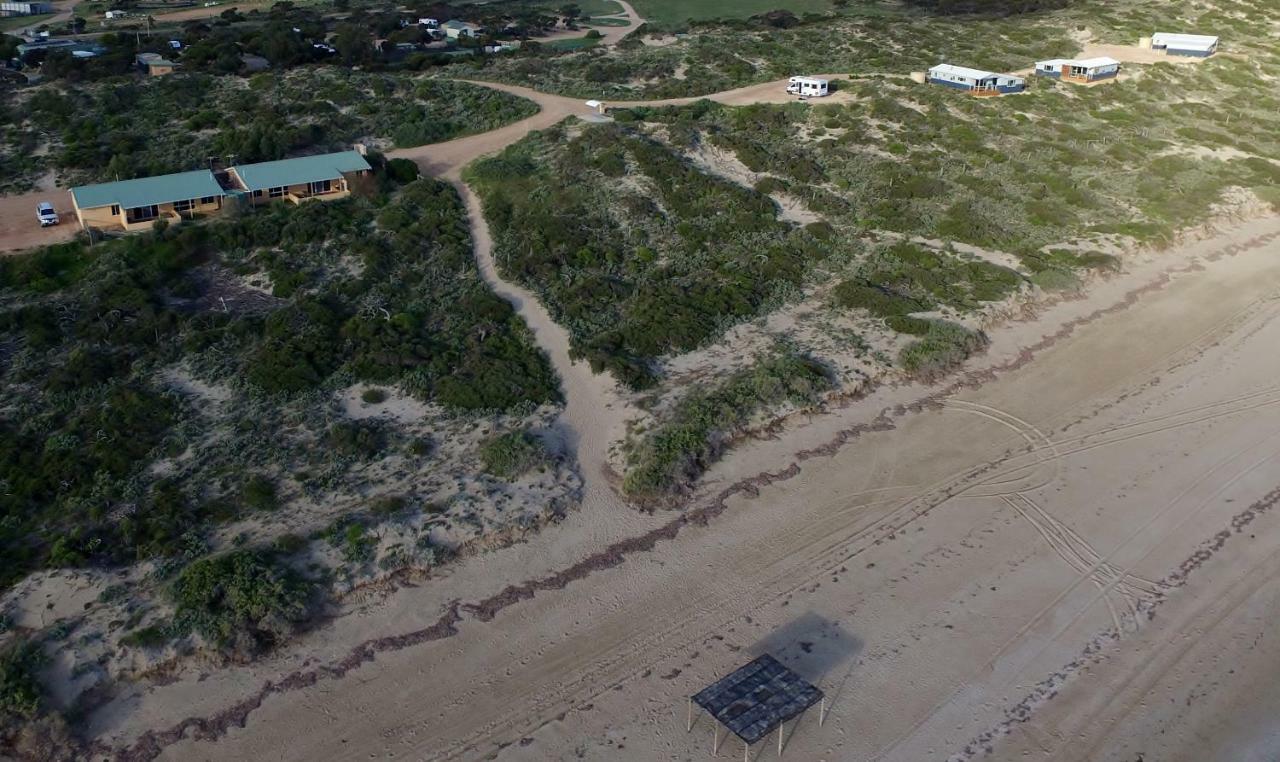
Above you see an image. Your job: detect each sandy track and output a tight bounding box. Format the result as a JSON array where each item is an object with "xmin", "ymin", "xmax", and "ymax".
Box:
[
  {"xmin": 386, "ymin": 74, "xmax": 859, "ymax": 179},
  {"xmin": 532, "ymin": 0, "xmax": 643, "ymax": 47},
  {"xmin": 456, "ymin": 181, "xmax": 634, "ymax": 515}
]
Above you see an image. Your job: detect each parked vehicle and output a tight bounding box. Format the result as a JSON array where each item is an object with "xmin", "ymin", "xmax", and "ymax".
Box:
[
  {"xmin": 786, "ymin": 76, "xmax": 830, "ymax": 97},
  {"xmin": 36, "ymin": 201, "xmax": 58, "ymax": 227}
]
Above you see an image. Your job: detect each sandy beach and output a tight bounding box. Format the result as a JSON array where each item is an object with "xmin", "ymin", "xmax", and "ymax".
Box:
[{"xmin": 62, "ymin": 207, "xmax": 1280, "ymax": 762}]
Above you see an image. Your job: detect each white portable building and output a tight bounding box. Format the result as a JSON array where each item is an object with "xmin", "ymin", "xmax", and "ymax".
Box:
[{"xmin": 1150, "ymin": 32, "xmax": 1218, "ymax": 57}]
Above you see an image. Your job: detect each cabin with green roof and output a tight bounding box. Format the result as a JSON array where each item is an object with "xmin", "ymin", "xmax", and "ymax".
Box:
[
  {"xmin": 70, "ymin": 170, "xmax": 225, "ymax": 232},
  {"xmin": 227, "ymin": 150, "xmax": 371, "ymax": 206},
  {"xmin": 68, "ymin": 151, "xmax": 373, "ymax": 233}
]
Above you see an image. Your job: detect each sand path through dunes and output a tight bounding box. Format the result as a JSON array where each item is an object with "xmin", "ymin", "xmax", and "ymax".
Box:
[{"xmin": 455, "ymin": 181, "xmax": 633, "ymax": 521}]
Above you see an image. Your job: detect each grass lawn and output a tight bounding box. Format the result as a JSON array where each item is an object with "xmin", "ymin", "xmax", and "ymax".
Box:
[
  {"xmin": 572, "ymin": 0, "xmax": 623, "ymax": 15},
  {"xmin": 0, "ymin": 12, "xmax": 54, "ymax": 30},
  {"xmin": 630, "ymin": 0, "xmax": 838, "ymax": 26},
  {"xmin": 585, "ymin": 16, "xmax": 631, "ymax": 26},
  {"xmin": 547, "ymin": 35, "xmax": 602, "ymax": 50}
]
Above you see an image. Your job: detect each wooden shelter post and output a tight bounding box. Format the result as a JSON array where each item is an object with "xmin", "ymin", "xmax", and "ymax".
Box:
[
  {"xmin": 777, "ymin": 722, "xmax": 783, "ymax": 756},
  {"xmin": 687, "ymin": 697, "xmax": 693, "ymax": 732}
]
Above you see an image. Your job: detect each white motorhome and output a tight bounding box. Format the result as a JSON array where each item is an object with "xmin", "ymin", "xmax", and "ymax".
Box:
[{"xmin": 786, "ymin": 76, "xmax": 829, "ymax": 97}]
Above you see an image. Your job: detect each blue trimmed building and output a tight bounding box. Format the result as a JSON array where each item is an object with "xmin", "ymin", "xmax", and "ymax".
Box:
[
  {"xmin": 927, "ymin": 64, "xmax": 1025, "ymax": 96},
  {"xmin": 1033, "ymin": 56, "xmax": 1121, "ymax": 83}
]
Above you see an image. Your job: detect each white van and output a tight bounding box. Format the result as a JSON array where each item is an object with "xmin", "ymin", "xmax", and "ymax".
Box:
[{"xmin": 786, "ymin": 76, "xmax": 830, "ymax": 97}]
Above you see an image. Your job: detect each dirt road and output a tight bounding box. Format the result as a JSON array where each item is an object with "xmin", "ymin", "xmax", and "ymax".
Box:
[
  {"xmin": 534, "ymin": 0, "xmax": 643, "ymax": 47},
  {"xmin": 387, "ymin": 75, "xmax": 858, "ymax": 179}
]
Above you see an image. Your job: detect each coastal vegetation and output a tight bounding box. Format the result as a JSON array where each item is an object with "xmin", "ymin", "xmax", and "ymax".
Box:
[
  {"xmin": 0, "ymin": 175, "xmax": 558, "ymax": 590},
  {"xmin": 3, "ymin": 70, "xmax": 537, "ymax": 190}
]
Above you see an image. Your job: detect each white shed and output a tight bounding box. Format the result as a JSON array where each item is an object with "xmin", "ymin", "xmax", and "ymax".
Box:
[{"xmin": 1150, "ymin": 32, "xmax": 1218, "ymax": 57}]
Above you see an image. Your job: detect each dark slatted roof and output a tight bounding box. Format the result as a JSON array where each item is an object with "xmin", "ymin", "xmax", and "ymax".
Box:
[{"xmin": 692, "ymin": 654, "xmax": 823, "ymax": 744}]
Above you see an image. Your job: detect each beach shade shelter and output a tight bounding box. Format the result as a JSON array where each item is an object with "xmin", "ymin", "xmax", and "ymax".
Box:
[{"xmin": 688, "ymin": 654, "xmax": 825, "ymax": 759}]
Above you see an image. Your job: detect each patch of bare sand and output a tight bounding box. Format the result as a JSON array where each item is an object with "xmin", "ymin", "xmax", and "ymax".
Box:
[
  {"xmin": 81, "ymin": 209, "xmax": 1280, "ymax": 762},
  {"xmin": 682, "ymin": 140, "xmax": 824, "ymax": 226}
]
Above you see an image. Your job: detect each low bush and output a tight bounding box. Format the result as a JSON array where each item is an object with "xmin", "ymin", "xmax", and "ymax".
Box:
[
  {"xmin": 170, "ymin": 550, "xmax": 314, "ymax": 654},
  {"xmin": 898, "ymin": 321, "xmax": 988, "ymax": 380},
  {"xmin": 119, "ymin": 623, "xmax": 171, "ymax": 650},
  {"xmin": 241, "ymin": 475, "xmax": 279, "ymax": 512},
  {"xmin": 624, "ymin": 352, "xmax": 832, "ymax": 498},
  {"xmin": 0, "ymin": 640, "xmax": 43, "ymax": 722},
  {"xmin": 479, "ymin": 430, "xmax": 546, "ymax": 479}
]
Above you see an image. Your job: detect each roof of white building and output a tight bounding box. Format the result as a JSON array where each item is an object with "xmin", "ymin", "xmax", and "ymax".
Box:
[
  {"xmin": 1036, "ymin": 56, "xmax": 1120, "ymax": 70},
  {"xmin": 1152, "ymin": 32, "xmax": 1218, "ymax": 49},
  {"xmin": 1074, "ymin": 56, "xmax": 1120, "ymax": 67},
  {"xmin": 929, "ymin": 63, "xmax": 998, "ymax": 80}
]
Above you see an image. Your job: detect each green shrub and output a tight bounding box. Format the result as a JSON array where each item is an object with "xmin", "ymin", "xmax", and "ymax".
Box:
[
  {"xmin": 170, "ymin": 550, "xmax": 313, "ymax": 653},
  {"xmin": 120, "ymin": 623, "xmax": 171, "ymax": 649},
  {"xmin": 479, "ymin": 430, "xmax": 546, "ymax": 480},
  {"xmin": 361, "ymin": 387, "xmax": 388, "ymax": 404},
  {"xmin": 898, "ymin": 321, "xmax": 988, "ymax": 380},
  {"xmin": 624, "ymin": 353, "xmax": 831, "ymax": 498},
  {"xmin": 385, "ymin": 157, "xmax": 420, "ymax": 184},
  {"xmin": 326, "ymin": 421, "xmax": 386, "ymax": 458},
  {"xmin": 241, "ymin": 474, "xmax": 279, "ymax": 512},
  {"xmin": 1030, "ymin": 268, "xmax": 1081, "ymax": 292},
  {"xmin": 370, "ymin": 495, "xmax": 407, "ymax": 517},
  {"xmin": 0, "ymin": 640, "xmax": 43, "ymax": 722}
]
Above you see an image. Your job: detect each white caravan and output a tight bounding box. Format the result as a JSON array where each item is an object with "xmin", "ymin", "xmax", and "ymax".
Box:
[{"xmin": 786, "ymin": 76, "xmax": 830, "ymax": 97}]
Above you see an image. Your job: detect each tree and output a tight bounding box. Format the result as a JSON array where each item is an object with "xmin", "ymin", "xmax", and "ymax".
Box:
[
  {"xmin": 333, "ymin": 22, "xmax": 373, "ymax": 65},
  {"xmin": 558, "ymin": 3, "xmax": 580, "ymax": 25}
]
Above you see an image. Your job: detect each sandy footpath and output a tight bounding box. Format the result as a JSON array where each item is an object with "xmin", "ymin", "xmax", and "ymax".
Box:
[{"xmin": 74, "ymin": 213, "xmax": 1280, "ymax": 761}]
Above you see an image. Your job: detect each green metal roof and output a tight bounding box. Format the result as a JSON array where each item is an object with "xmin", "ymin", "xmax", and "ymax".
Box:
[
  {"xmin": 71, "ymin": 170, "xmax": 224, "ymax": 211},
  {"xmin": 231, "ymin": 151, "xmax": 371, "ymax": 193}
]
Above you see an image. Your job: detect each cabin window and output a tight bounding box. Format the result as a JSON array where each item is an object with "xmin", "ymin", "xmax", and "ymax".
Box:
[
  {"xmin": 110, "ymin": 204, "xmax": 120, "ymax": 216},
  {"xmin": 252, "ymin": 190, "xmax": 263, "ymax": 198},
  {"xmin": 174, "ymin": 198, "xmax": 194, "ymax": 212},
  {"xmin": 309, "ymin": 179, "xmax": 332, "ymax": 194},
  {"xmin": 200, "ymin": 196, "xmax": 215, "ymax": 205},
  {"xmin": 269, "ymin": 186, "xmax": 286, "ymax": 198}
]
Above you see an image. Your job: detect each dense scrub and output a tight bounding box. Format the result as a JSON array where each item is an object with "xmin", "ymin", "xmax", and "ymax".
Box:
[
  {"xmin": 450, "ymin": 4, "xmax": 1076, "ymax": 97},
  {"xmin": 5, "ymin": 70, "xmax": 537, "ymax": 189},
  {"xmin": 613, "ymin": 60, "xmax": 1280, "ymax": 257},
  {"xmin": 623, "ymin": 352, "xmax": 832, "ymax": 498},
  {"xmin": 467, "ymin": 122, "xmax": 833, "ymax": 388},
  {"xmin": 0, "ymin": 177, "xmax": 558, "ymax": 589}
]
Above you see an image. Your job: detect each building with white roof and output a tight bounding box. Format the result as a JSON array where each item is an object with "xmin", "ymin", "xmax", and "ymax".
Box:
[
  {"xmin": 1150, "ymin": 32, "xmax": 1218, "ymax": 57},
  {"xmin": 927, "ymin": 64, "xmax": 1025, "ymax": 96},
  {"xmin": 1034, "ymin": 56, "xmax": 1121, "ymax": 83}
]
